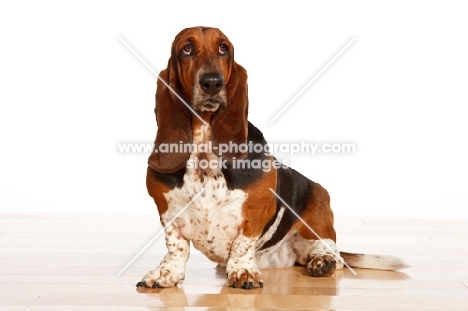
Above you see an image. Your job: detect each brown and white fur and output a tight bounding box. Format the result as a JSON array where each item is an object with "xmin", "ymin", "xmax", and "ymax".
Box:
[{"xmin": 136, "ymin": 27, "xmax": 408, "ymax": 290}]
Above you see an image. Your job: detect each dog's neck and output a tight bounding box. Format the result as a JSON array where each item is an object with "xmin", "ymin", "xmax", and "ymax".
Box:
[
  {"xmin": 192, "ymin": 112, "xmax": 213, "ymax": 146},
  {"xmin": 189, "ymin": 111, "xmax": 220, "ymax": 177}
]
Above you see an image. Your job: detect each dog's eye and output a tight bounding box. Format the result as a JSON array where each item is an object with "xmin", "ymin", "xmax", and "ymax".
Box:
[
  {"xmin": 182, "ymin": 44, "xmax": 192, "ymax": 56},
  {"xmin": 219, "ymin": 44, "xmax": 228, "ymax": 55}
]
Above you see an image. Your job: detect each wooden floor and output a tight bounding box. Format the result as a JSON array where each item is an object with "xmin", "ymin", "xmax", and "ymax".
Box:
[{"xmin": 1, "ymin": 214, "xmax": 467, "ymax": 310}]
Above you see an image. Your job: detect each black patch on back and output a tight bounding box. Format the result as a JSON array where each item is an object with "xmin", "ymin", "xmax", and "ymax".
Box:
[{"xmin": 258, "ymin": 166, "xmax": 315, "ymax": 251}]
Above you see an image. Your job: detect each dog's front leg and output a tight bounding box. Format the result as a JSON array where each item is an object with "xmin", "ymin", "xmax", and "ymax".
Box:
[
  {"xmin": 137, "ymin": 223, "xmax": 189, "ymax": 288},
  {"xmin": 226, "ymin": 233, "xmax": 263, "ymax": 289}
]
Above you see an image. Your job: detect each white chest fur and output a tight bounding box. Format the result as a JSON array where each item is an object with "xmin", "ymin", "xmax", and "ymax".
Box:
[
  {"xmin": 163, "ymin": 159, "xmax": 247, "ymax": 263},
  {"xmin": 162, "ymin": 123, "xmax": 247, "ymax": 264}
]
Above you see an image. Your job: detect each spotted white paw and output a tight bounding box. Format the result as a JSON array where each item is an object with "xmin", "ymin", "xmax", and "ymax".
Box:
[
  {"xmin": 136, "ymin": 266, "xmax": 185, "ymax": 288},
  {"xmin": 226, "ymin": 263, "xmax": 263, "ymax": 289}
]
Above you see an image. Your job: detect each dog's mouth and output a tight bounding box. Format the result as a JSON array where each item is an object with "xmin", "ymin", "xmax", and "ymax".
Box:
[
  {"xmin": 199, "ymin": 99, "xmax": 221, "ymax": 112},
  {"xmin": 195, "ymin": 96, "xmax": 226, "ymax": 112}
]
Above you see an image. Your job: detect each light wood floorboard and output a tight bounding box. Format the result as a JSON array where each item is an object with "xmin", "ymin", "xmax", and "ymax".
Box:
[{"xmin": 1, "ymin": 213, "xmax": 467, "ymax": 310}]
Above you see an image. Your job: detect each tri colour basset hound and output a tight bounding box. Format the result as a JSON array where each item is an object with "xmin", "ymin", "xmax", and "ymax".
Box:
[{"xmin": 136, "ymin": 27, "xmax": 408, "ymax": 289}]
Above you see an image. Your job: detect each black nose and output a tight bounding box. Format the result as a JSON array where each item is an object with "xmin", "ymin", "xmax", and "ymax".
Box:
[{"xmin": 199, "ymin": 73, "xmax": 224, "ymax": 96}]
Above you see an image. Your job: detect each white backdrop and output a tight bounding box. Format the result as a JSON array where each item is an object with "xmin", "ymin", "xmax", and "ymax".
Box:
[{"xmin": 1, "ymin": 1, "xmax": 467, "ymax": 219}]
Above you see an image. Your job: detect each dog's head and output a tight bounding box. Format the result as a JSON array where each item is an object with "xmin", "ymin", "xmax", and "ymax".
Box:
[{"xmin": 149, "ymin": 27, "xmax": 249, "ymax": 173}]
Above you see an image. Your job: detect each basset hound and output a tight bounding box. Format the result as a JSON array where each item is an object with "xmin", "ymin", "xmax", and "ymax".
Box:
[{"xmin": 136, "ymin": 27, "xmax": 407, "ymax": 289}]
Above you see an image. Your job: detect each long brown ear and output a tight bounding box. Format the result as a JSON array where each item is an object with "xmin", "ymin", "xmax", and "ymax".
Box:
[
  {"xmin": 148, "ymin": 63, "xmax": 192, "ymax": 173},
  {"xmin": 211, "ymin": 62, "xmax": 249, "ymax": 160}
]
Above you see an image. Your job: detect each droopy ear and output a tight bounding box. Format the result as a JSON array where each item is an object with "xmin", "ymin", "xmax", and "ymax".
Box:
[
  {"xmin": 211, "ymin": 62, "xmax": 249, "ymax": 160},
  {"xmin": 148, "ymin": 63, "xmax": 192, "ymax": 173}
]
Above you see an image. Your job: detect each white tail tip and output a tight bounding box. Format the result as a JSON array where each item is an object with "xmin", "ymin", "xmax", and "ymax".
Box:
[{"xmin": 341, "ymin": 252, "xmax": 409, "ymax": 270}]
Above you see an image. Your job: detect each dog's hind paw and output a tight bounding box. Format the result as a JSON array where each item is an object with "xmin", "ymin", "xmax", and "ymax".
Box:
[{"xmin": 307, "ymin": 255, "xmax": 337, "ymax": 277}]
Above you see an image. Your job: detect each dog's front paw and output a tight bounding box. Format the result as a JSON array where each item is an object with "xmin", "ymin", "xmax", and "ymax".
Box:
[
  {"xmin": 136, "ymin": 267, "xmax": 185, "ymax": 288},
  {"xmin": 226, "ymin": 263, "xmax": 263, "ymax": 289},
  {"xmin": 307, "ymin": 255, "xmax": 336, "ymax": 277}
]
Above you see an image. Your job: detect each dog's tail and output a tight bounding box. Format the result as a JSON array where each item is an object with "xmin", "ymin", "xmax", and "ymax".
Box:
[{"xmin": 340, "ymin": 252, "xmax": 409, "ymax": 270}]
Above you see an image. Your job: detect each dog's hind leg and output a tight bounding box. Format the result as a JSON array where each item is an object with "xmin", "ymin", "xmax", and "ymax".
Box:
[{"xmin": 290, "ymin": 183, "xmax": 344, "ymax": 277}]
